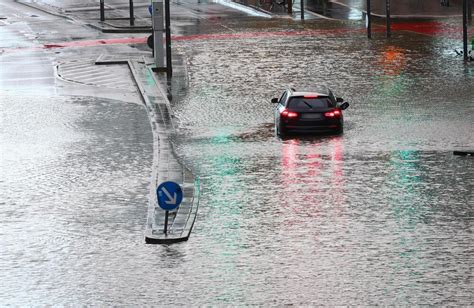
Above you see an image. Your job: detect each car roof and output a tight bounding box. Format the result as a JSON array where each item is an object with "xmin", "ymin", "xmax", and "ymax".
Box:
[{"xmin": 290, "ymin": 86, "xmax": 331, "ymax": 97}]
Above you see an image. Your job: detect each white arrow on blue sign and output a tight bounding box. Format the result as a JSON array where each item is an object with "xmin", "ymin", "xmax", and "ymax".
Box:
[{"xmin": 156, "ymin": 181, "xmax": 183, "ymax": 211}]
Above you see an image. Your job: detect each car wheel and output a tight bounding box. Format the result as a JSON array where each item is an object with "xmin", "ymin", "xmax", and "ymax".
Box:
[{"xmin": 335, "ymin": 125, "xmax": 343, "ymax": 134}]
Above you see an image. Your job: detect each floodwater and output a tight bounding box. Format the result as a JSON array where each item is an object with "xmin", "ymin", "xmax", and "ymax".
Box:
[
  {"xmin": 1, "ymin": 6, "xmax": 473, "ymax": 306},
  {"xmin": 169, "ymin": 20, "xmax": 474, "ymax": 305}
]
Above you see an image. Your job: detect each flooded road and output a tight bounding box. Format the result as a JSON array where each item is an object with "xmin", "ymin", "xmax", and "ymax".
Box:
[
  {"xmin": 1, "ymin": 0, "xmax": 473, "ymax": 305},
  {"xmin": 168, "ymin": 19, "xmax": 473, "ymax": 304},
  {"xmin": 1, "ymin": 94, "xmax": 155, "ymax": 305}
]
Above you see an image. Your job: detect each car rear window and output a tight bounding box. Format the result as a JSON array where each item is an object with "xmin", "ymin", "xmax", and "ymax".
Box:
[{"xmin": 288, "ymin": 97, "xmax": 333, "ymax": 109}]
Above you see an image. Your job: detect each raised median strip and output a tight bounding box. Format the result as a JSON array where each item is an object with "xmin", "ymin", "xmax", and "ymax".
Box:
[{"xmin": 95, "ymin": 54, "xmax": 201, "ymax": 244}]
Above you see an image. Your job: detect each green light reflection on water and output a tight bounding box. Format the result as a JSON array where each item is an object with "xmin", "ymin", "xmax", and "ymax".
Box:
[
  {"xmin": 386, "ymin": 150, "xmax": 428, "ymax": 285},
  {"xmin": 388, "ymin": 150, "xmax": 423, "ymax": 225}
]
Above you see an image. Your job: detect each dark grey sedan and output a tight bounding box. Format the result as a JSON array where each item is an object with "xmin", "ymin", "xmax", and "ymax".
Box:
[{"xmin": 272, "ymin": 87, "xmax": 349, "ymax": 137}]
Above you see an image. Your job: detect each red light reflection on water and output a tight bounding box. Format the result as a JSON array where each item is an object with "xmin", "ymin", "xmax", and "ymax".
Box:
[
  {"xmin": 280, "ymin": 137, "xmax": 345, "ymax": 219},
  {"xmin": 392, "ymin": 21, "xmax": 459, "ymax": 37},
  {"xmin": 379, "ymin": 46, "xmax": 407, "ymax": 76}
]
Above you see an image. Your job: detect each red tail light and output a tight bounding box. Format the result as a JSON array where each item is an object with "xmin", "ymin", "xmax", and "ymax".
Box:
[
  {"xmin": 324, "ymin": 109, "xmax": 341, "ymax": 118},
  {"xmin": 281, "ymin": 109, "xmax": 298, "ymax": 118}
]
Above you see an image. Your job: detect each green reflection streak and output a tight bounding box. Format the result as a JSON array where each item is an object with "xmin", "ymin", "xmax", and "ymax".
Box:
[
  {"xmin": 205, "ymin": 133, "xmax": 247, "ymax": 301},
  {"xmin": 374, "ymin": 74, "xmax": 408, "ymax": 98},
  {"xmin": 388, "ymin": 150, "xmax": 423, "ymax": 225},
  {"xmin": 144, "ymin": 69, "xmax": 156, "ymax": 86},
  {"xmin": 387, "ymin": 150, "xmax": 426, "ymax": 285}
]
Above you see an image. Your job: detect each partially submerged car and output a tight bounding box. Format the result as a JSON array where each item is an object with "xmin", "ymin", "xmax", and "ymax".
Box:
[{"xmin": 272, "ymin": 87, "xmax": 349, "ymax": 136}]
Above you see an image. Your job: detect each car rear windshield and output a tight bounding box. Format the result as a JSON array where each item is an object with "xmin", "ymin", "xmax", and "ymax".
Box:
[{"xmin": 288, "ymin": 97, "xmax": 333, "ymax": 110}]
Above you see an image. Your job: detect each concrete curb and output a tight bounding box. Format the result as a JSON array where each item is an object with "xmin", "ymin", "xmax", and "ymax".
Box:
[
  {"xmin": 86, "ymin": 22, "xmax": 152, "ymax": 33},
  {"xmin": 15, "ymin": 0, "xmax": 74, "ymax": 20}
]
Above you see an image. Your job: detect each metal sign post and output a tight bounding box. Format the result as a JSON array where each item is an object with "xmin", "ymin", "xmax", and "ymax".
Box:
[
  {"xmin": 300, "ymin": 0, "xmax": 304, "ymax": 20},
  {"xmin": 156, "ymin": 181, "xmax": 183, "ymax": 235},
  {"xmin": 152, "ymin": 0, "xmax": 165, "ymax": 69},
  {"xmin": 165, "ymin": 0, "xmax": 172, "ymax": 77},
  {"xmin": 100, "ymin": 0, "xmax": 105, "ymax": 21},
  {"xmin": 463, "ymin": 0, "xmax": 468, "ymax": 61},
  {"xmin": 164, "ymin": 211, "xmax": 169, "ymax": 234},
  {"xmin": 129, "ymin": 0, "xmax": 135, "ymax": 25},
  {"xmin": 386, "ymin": 0, "xmax": 391, "ymax": 38},
  {"xmin": 367, "ymin": 0, "xmax": 372, "ymax": 38}
]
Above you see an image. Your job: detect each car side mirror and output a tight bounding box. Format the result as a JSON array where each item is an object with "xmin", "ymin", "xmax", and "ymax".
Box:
[
  {"xmin": 336, "ymin": 97, "xmax": 344, "ymax": 103},
  {"xmin": 340, "ymin": 102, "xmax": 349, "ymax": 110},
  {"xmin": 271, "ymin": 98, "xmax": 279, "ymax": 104}
]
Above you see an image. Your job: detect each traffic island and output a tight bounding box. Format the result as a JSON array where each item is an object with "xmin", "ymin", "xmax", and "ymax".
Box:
[{"xmin": 95, "ymin": 54, "xmax": 201, "ymax": 244}]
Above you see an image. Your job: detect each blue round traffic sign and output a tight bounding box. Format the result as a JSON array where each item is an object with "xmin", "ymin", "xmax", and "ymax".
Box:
[{"xmin": 156, "ymin": 181, "xmax": 183, "ymax": 211}]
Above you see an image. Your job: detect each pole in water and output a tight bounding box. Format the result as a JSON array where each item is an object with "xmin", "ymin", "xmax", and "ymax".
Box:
[
  {"xmin": 164, "ymin": 210, "xmax": 169, "ymax": 234},
  {"xmin": 300, "ymin": 0, "xmax": 304, "ymax": 20},
  {"xmin": 165, "ymin": 0, "xmax": 172, "ymax": 77},
  {"xmin": 129, "ymin": 0, "xmax": 135, "ymax": 26},
  {"xmin": 100, "ymin": 0, "xmax": 105, "ymax": 21},
  {"xmin": 463, "ymin": 0, "xmax": 468, "ymax": 61},
  {"xmin": 367, "ymin": 0, "xmax": 372, "ymax": 38},
  {"xmin": 386, "ymin": 0, "xmax": 391, "ymax": 38}
]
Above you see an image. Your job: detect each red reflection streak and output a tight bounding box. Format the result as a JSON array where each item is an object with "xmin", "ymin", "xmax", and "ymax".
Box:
[
  {"xmin": 2, "ymin": 28, "xmax": 369, "ymax": 54},
  {"xmin": 330, "ymin": 137, "xmax": 345, "ymax": 209},
  {"xmin": 305, "ymin": 152, "xmax": 321, "ymax": 178},
  {"xmin": 280, "ymin": 139, "xmax": 306, "ymax": 218},
  {"xmin": 379, "ymin": 46, "xmax": 407, "ymax": 76},
  {"xmin": 281, "ymin": 139, "xmax": 299, "ymax": 180},
  {"xmin": 280, "ymin": 138, "xmax": 346, "ymax": 220},
  {"xmin": 392, "ymin": 21, "xmax": 458, "ymax": 36}
]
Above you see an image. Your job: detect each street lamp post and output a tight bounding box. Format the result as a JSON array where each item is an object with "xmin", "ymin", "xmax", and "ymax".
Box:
[
  {"xmin": 165, "ymin": 0, "xmax": 172, "ymax": 77},
  {"xmin": 367, "ymin": 0, "xmax": 371, "ymax": 38},
  {"xmin": 100, "ymin": 0, "xmax": 105, "ymax": 21},
  {"xmin": 301, "ymin": 0, "xmax": 304, "ymax": 20},
  {"xmin": 129, "ymin": 0, "xmax": 135, "ymax": 25},
  {"xmin": 463, "ymin": 0, "xmax": 468, "ymax": 61},
  {"xmin": 386, "ymin": 0, "xmax": 391, "ymax": 38}
]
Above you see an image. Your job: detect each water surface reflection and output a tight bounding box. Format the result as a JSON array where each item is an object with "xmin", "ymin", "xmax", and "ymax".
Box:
[{"xmin": 170, "ymin": 21, "xmax": 473, "ymax": 304}]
